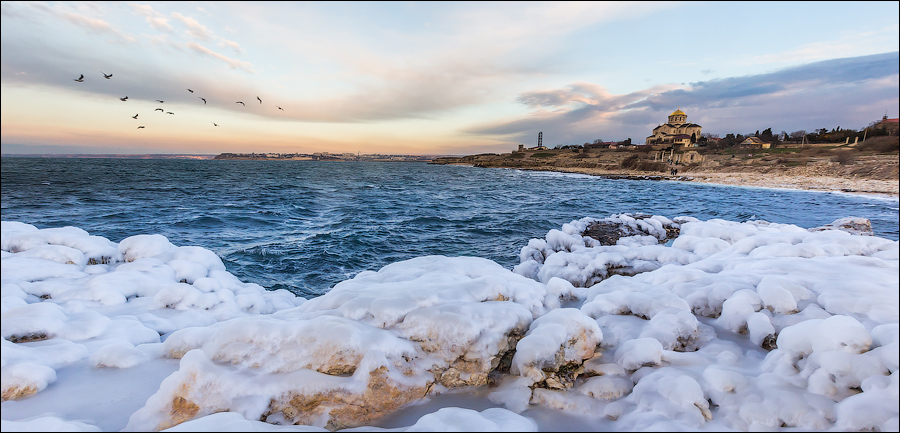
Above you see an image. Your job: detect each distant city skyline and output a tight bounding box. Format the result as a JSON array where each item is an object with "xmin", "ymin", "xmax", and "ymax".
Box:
[{"xmin": 1, "ymin": 1, "xmax": 898, "ymax": 155}]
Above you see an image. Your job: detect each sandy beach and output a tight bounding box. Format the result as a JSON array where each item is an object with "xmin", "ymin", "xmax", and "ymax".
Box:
[
  {"xmin": 515, "ymin": 166, "xmax": 899, "ymax": 198},
  {"xmin": 681, "ymin": 172, "xmax": 899, "ymax": 197}
]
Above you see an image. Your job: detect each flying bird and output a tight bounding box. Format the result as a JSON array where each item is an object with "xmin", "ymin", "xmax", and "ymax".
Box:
[
  {"xmin": 74, "ymin": 74, "xmax": 84, "ymax": 82},
  {"xmin": 155, "ymin": 108, "xmax": 164, "ymax": 112},
  {"xmin": 257, "ymin": 96, "xmax": 262, "ymax": 104},
  {"xmin": 137, "ymin": 126, "xmax": 145, "ymax": 129},
  {"xmin": 166, "ymin": 112, "xmax": 174, "ymax": 115},
  {"xmin": 236, "ymin": 101, "xmax": 245, "ymax": 106},
  {"xmin": 213, "ymin": 122, "xmax": 218, "ymax": 126},
  {"xmin": 120, "ymin": 96, "xmax": 128, "ymax": 101},
  {"xmin": 276, "ymin": 106, "xmax": 284, "ymax": 111},
  {"xmin": 156, "ymin": 100, "xmax": 164, "ymax": 103},
  {"xmin": 187, "ymin": 89, "xmax": 193, "ymax": 93},
  {"xmin": 132, "ymin": 114, "xmax": 138, "ymax": 119},
  {"xmin": 101, "ymin": 72, "xmax": 112, "ymax": 79},
  {"xmin": 199, "ymin": 97, "xmax": 206, "ymax": 104}
]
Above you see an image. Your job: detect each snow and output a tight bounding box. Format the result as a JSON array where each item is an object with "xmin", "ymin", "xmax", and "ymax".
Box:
[{"xmin": 2, "ymin": 215, "xmax": 899, "ymax": 431}]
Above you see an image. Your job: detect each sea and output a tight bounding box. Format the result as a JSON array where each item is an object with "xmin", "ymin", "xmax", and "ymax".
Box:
[{"xmin": 2, "ymin": 157, "xmax": 898, "ymax": 298}]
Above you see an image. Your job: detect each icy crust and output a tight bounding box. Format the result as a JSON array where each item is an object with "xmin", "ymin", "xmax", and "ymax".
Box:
[
  {"xmin": 509, "ymin": 214, "xmax": 899, "ymax": 430},
  {"xmin": 3, "ymin": 217, "xmax": 900, "ymax": 432},
  {"xmin": 514, "ymin": 214, "xmax": 697, "ymax": 286},
  {"xmin": 129, "ymin": 256, "xmax": 556, "ymax": 430},
  {"xmin": 1, "ymin": 222, "xmax": 302, "ymax": 404}
]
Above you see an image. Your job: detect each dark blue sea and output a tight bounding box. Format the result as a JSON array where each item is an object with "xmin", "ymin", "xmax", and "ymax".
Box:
[{"xmin": 2, "ymin": 158, "xmax": 898, "ymax": 298}]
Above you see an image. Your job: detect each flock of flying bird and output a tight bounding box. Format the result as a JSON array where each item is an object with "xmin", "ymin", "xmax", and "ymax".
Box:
[{"xmin": 73, "ymin": 72, "xmax": 285, "ymax": 129}]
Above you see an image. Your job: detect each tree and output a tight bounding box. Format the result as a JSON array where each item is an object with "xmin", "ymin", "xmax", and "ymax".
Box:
[{"xmin": 691, "ymin": 133, "xmax": 697, "ymax": 144}]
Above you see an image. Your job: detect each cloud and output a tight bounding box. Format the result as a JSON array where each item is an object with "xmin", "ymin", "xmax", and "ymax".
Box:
[
  {"xmin": 737, "ymin": 26, "xmax": 900, "ymax": 67},
  {"xmin": 219, "ymin": 39, "xmax": 242, "ymax": 55},
  {"xmin": 37, "ymin": 5, "xmax": 136, "ymax": 43},
  {"xmin": 171, "ymin": 12, "xmax": 213, "ymax": 41},
  {"xmin": 628, "ymin": 52, "xmax": 899, "ymax": 112},
  {"xmin": 131, "ymin": 3, "xmax": 173, "ymax": 32},
  {"xmin": 185, "ymin": 42, "xmax": 254, "ymax": 72},
  {"xmin": 463, "ymin": 52, "xmax": 900, "ymax": 146}
]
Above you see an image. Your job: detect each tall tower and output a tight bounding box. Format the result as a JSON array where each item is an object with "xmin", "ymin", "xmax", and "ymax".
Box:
[{"xmin": 538, "ymin": 132, "xmax": 543, "ymax": 148}]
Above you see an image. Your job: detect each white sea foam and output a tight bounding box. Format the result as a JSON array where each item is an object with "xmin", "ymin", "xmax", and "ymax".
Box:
[{"xmin": 1, "ymin": 216, "xmax": 898, "ymax": 431}]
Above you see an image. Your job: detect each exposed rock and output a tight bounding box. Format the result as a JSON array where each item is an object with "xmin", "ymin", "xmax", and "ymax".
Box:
[
  {"xmin": 6, "ymin": 332, "xmax": 51, "ymax": 343},
  {"xmin": 582, "ymin": 214, "xmax": 681, "ymax": 246},
  {"xmin": 271, "ymin": 367, "xmax": 429, "ymax": 431},
  {"xmin": 808, "ymin": 217, "xmax": 874, "ymax": 236},
  {"xmin": 1, "ymin": 385, "xmax": 38, "ymax": 401},
  {"xmin": 761, "ymin": 334, "xmax": 778, "ymax": 351},
  {"xmin": 86, "ymin": 256, "xmax": 113, "ymax": 265}
]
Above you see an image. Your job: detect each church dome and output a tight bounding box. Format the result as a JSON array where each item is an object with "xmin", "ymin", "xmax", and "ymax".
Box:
[{"xmin": 671, "ymin": 108, "xmax": 686, "ymax": 116}]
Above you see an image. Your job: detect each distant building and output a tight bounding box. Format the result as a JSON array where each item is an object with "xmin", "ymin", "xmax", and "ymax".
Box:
[
  {"xmin": 652, "ymin": 149, "xmax": 704, "ymax": 164},
  {"xmin": 739, "ymin": 136, "xmax": 771, "ymax": 149},
  {"xmin": 873, "ymin": 114, "xmax": 899, "ymax": 135},
  {"xmin": 646, "ymin": 108, "xmax": 703, "ymax": 148},
  {"xmin": 516, "ymin": 132, "xmax": 548, "ymax": 151}
]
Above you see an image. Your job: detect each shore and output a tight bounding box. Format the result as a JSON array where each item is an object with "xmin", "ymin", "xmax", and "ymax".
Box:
[
  {"xmin": 680, "ymin": 171, "xmax": 898, "ymax": 197},
  {"xmin": 525, "ymin": 166, "xmax": 899, "ymax": 198}
]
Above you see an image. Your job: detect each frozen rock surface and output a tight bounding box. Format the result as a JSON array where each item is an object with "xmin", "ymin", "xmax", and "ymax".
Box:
[{"xmin": 2, "ymin": 216, "xmax": 898, "ymax": 432}]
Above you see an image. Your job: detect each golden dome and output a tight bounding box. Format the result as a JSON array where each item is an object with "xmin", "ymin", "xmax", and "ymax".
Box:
[{"xmin": 671, "ymin": 108, "xmax": 686, "ymax": 116}]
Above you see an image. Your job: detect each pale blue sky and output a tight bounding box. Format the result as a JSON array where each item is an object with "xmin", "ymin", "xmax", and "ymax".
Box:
[{"xmin": 1, "ymin": 1, "xmax": 898, "ymax": 154}]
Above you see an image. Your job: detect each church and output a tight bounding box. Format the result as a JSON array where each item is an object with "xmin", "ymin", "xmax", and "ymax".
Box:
[{"xmin": 645, "ymin": 108, "xmax": 702, "ymax": 148}]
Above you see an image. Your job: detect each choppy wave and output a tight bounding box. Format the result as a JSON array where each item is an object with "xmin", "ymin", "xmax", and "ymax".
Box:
[{"xmin": 2, "ymin": 157, "xmax": 898, "ymax": 297}]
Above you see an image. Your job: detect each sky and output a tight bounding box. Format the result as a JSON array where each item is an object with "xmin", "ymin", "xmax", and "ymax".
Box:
[{"xmin": 1, "ymin": 1, "xmax": 898, "ymax": 156}]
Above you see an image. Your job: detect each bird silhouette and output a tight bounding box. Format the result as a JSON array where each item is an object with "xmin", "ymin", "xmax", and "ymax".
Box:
[
  {"xmin": 132, "ymin": 114, "xmax": 138, "ymax": 119},
  {"xmin": 137, "ymin": 126, "xmax": 145, "ymax": 129},
  {"xmin": 236, "ymin": 101, "xmax": 245, "ymax": 106},
  {"xmin": 199, "ymin": 97, "xmax": 206, "ymax": 105},
  {"xmin": 74, "ymin": 74, "xmax": 84, "ymax": 82},
  {"xmin": 156, "ymin": 100, "xmax": 164, "ymax": 103},
  {"xmin": 213, "ymin": 122, "xmax": 218, "ymax": 126},
  {"xmin": 120, "ymin": 96, "xmax": 128, "ymax": 101},
  {"xmin": 155, "ymin": 108, "xmax": 164, "ymax": 112},
  {"xmin": 187, "ymin": 89, "xmax": 193, "ymax": 93},
  {"xmin": 277, "ymin": 106, "xmax": 284, "ymax": 111},
  {"xmin": 257, "ymin": 96, "xmax": 262, "ymax": 104},
  {"xmin": 166, "ymin": 112, "xmax": 174, "ymax": 115},
  {"xmin": 101, "ymin": 72, "xmax": 112, "ymax": 79}
]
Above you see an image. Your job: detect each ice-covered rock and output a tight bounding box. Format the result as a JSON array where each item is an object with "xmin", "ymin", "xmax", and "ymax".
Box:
[
  {"xmin": 2, "ymin": 216, "xmax": 898, "ymax": 431},
  {"xmin": 510, "ymin": 308, "xmax": 601, "ymax": 389},
  {"xmin": 129, "ymin": 255, "xmax": 558, "ymax": 430}
]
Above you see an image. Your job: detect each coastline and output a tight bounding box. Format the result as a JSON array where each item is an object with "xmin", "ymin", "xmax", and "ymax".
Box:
[{"xmin": 449, "ymin": 164, "xmax": 900, "ymax": 199}]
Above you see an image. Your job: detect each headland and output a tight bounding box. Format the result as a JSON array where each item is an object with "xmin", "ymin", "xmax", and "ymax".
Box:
[{"xmin": 429, "ymin": 137, "xmax": 899, "ymax": 198}]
